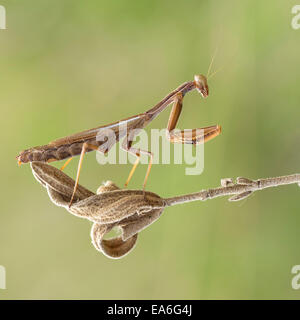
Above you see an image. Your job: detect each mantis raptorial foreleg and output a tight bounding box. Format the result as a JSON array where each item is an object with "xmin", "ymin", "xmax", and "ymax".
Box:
[{"xmin": 166, "ymin": 91, "xmax": 221, "ymax": 144}]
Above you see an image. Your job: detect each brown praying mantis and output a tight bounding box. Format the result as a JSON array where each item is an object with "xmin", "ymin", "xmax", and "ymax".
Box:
[{"xmin": 17, "ymin": 73, "xmax": 221, "ymax": 207}]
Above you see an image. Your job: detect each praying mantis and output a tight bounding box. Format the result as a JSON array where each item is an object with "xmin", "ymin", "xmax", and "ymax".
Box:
[{"xmin": 17, "ymin": 72, "xmax": 221, "ymax": 207}]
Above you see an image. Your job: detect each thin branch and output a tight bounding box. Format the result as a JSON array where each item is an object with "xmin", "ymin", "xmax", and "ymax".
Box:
[
  {"xmin": 164, "ymin": 174, "xmax": 300, "ymax": 207},
  {"xmin": 30, "ymin": 163, "xmax": 300, "ymax": 259}
]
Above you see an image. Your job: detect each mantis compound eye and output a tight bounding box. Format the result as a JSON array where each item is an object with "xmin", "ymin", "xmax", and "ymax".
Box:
[{"xmin": 194, "ymin": 74, "xmax": 209, "ymax": 98}]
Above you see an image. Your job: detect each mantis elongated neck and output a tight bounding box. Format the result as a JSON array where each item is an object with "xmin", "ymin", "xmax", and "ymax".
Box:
[{"xmin": 145, "ymin": 81, "xmax": 195, "ymax": 120}]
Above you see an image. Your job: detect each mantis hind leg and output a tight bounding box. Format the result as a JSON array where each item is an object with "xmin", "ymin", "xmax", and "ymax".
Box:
[{"xmin": 69, "ymin": 143, "xmax": 100, "ymax": 207}]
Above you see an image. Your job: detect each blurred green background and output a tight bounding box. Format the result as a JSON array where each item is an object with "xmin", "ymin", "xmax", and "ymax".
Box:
[{"xmin": 0, "ymin": 0, "xmax": 300, "ymax": 299}]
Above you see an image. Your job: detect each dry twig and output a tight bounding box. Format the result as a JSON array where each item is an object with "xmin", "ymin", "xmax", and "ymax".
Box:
[{"xmin": 31, "ymin": 162, "xmax": 300, "ymax": 259}]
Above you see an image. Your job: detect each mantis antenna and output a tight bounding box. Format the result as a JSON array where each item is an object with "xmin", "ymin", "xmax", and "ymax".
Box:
[
  {"xmin": 207, "ymin": 65, "xmax": 225, "ymax": 80},
  {"xmin": 206, "ymin": 46, "xmax": 219, "ymax": 79}
]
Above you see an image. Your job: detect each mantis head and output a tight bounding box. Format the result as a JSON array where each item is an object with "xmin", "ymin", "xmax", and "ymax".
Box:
[{"xmin": 194, "ymin": 74, "xmax": 209, "ymax": 98}]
